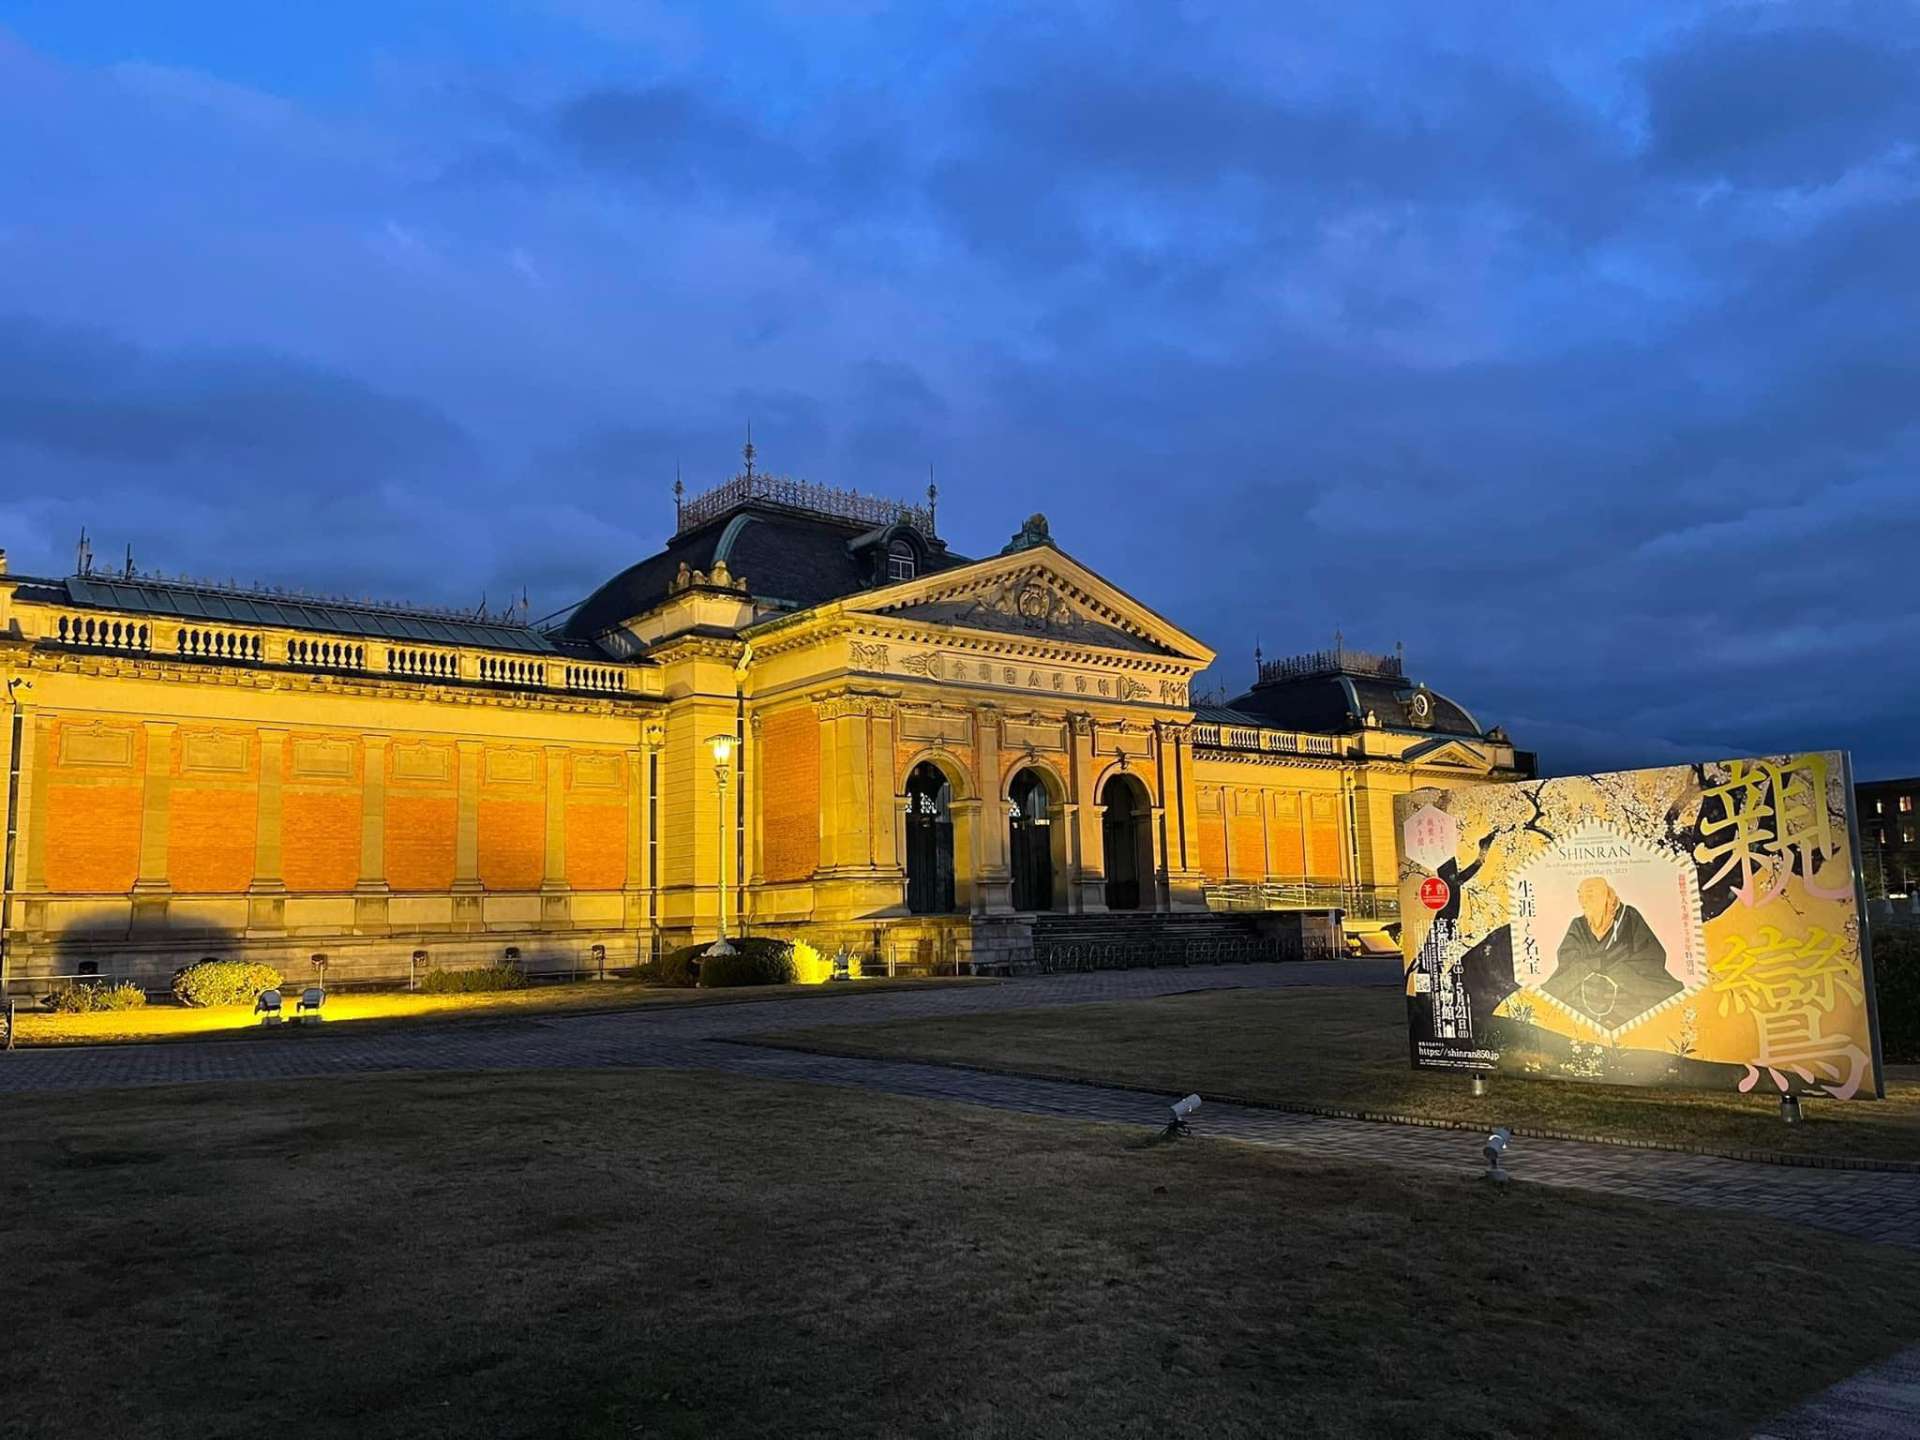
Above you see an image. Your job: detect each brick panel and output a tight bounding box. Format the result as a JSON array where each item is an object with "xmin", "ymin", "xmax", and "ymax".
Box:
[
  {"xmin": 169, "ymin": 782, "xmax": 256, "ymax": 893},
  {"xmin": 760, "ymin": 708, "xmax": 819, "ymax": 882},
  {"xmin": 566, "ymin": 799, "xmax": 627, "ymax": 891},
  {"xmin": 1307, "ymin": 794, "xmax": 1342, "ymax": 879},
  {"xmin": 282, "ymin": 789, "xmax": 361, "ymax": 892},
  {"xmin": 386, "ymin": 792, "xmax": 458, "ymax": 892},
  {"xmin": 479, "ymin": 797, "xmax": 544, "ymax": 890},
  {"xmin": 1230, "ymin": 814, "xmax": 1264, "ymax": 880}
]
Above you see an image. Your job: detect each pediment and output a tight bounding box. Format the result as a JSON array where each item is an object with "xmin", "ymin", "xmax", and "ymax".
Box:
[
  {"xmin": 847, "ymin": 548, "xmax": 1213, "ymax": 663},
  {"xmin": 1404, "ymin": 737, "xmax": 1492, "ymax": 771}
]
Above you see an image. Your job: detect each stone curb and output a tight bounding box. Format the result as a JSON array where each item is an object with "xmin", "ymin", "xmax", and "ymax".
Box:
[{"xmin": 729, "ymin": 1039, "xmax": 1920, "ymax": 1175}]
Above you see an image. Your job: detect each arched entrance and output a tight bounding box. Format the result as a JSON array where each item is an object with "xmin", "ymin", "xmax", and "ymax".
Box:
[
  {"xmin": 905, "ymin": 761, "xmax": 956, "ymax": 914},
  {"xmin": 1007, "ymin": 767, "xmax": 1054, "ymax": 913},
  {"xmin": 1100, "ymin": 772, "xmax": 1154, "ymax": 911}
]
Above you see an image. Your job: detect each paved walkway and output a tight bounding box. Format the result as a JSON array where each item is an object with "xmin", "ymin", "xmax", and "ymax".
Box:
[
  {"xmin": 6, "ymin": 958, "xmax": 1918, "ymax": 1251},
  {"xmin": 1754, "ymin": 1343, "xmax": 1920, "ymax": 1439}
]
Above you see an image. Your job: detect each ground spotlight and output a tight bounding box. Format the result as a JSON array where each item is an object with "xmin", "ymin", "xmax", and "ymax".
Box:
[
  {"xmin": 1165, "ymin": 1093, "xmax": 1202, "ymax": 1139},
  {"xmin": 1483, "ymin": 1127, "xmax": 1513, "ymax": 1183}
]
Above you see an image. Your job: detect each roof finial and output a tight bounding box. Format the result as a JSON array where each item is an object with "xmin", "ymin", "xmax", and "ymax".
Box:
[
  {"xmin": 1334, "ymin": 626, "xmax": 1344, "ymax": 655},
  {"xmin": 742, "ymin": 420, "xmax": 756, "ymax": 479},
  {"xmin": 674, "ymin": 462, "xmax": 684, "ymax": 522},
  {"xmin": 927, "ymin": 465, "xmax": 938, "ymax": 531}
]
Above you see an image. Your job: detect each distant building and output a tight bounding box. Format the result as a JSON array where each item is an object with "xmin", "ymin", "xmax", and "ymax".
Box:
[
  {"xmin": 0, "ymin": 452, "xmax": 1533, "ymax": 984},
  {"xmin": 1855, "ymin": 776, "xmax": 1920, "ymax": 900}
]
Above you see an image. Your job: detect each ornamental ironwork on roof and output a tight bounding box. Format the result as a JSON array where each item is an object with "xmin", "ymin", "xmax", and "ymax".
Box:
[
  {"xmin": 676, "ymin": 471, "xmax": 937, "ymax": 539},
  {"xmin": 1257, "ymin": 638, "xmax": 1404, "ymax": 685}
]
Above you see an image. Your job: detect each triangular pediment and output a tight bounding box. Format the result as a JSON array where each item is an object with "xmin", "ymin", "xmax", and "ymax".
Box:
[
  {"xmin": 1404, "ymin": 737, "xmax": 1492, "ymax": 771},
  {"xmin": 845, "ymin": 547, "xmax": 1214, "ymax": 663}
]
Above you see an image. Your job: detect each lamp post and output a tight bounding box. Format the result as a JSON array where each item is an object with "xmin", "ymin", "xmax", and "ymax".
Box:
[{"xmin": 705, "ymin": 731, "xmax": 737, "ymax": 957}]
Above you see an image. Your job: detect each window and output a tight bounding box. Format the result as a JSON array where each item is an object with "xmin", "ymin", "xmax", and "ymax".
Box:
[
  {"xmin": 886, "ymin": 539, "xmax": 916, "ymax": 582},
  {"xmin": 1875, "ymin": 799, "xmax": 1886, "ymax": 814},
  {"xmin": 1906, "ymin": 826, "xmax": 1917, "ymax": 846},
  {"xmin": 1901, "ymin": 795, "xmax": 1915, "ymax": 814}
]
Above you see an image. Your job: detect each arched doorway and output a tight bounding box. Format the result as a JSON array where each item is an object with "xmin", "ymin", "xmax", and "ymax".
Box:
[
  {"xmin": 1100, "ymin": 773, "xmax": 1153, "ymax": 911},
  {"xmin": 1007, "ymin": 768, "xmax": 1054, "ymax": 912},
  {"xmin": 905, "ymin": 762, "xmax": 955, "ymax": 914}
]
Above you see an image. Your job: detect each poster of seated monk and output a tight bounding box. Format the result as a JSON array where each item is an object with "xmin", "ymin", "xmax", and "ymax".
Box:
[{"xmin": 1539, "ymin": 876, "xmax": 1683, "ymax": 1026}]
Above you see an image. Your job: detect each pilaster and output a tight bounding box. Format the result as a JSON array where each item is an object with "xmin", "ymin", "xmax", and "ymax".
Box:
[
  {"xmin": 1068, "ymin": 713, "xmax": 1105, "ymax": 913},
  {"xmin": 353, "ymin": 733, "xmax": 390, "ymax": 934},
  {"xmin": 131, "ymin": 721, "xmax": 175, "ymax": 933},
  {"xmin": 972, "ymin": 702, "xmax": 1013, "ymax": 914},
  {"xmin": 247, "ymin": 728, "xmax": 288, "ymax": 934},
  {"xmin": 452, "ymin": 740, "xmax": 483, "ymax": 932},
  {"xmin": 541, "ymin": 744, "xmax": 572, "ymax": 928}
]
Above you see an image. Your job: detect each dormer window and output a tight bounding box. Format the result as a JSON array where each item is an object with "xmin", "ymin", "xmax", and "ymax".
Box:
[{"xmin": 887, "ymin": 539, "xmax": 917, "ymax": 582}]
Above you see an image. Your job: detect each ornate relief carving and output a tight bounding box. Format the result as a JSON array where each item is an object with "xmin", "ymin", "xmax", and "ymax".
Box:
[
  {"xmin": 849, "ymin": 642, "xmax": 889, "ymax": 671},
  {"xmin": 899, "ymin": 705, "xmax": 972, "ymax": 745},
  {"xmin": 486, "ymin": 748, "xmax": 538, "ymax": 784},
  {"xmin": 180, "ymin": 730, "xmax": 249, "ymax": 774},
  {"xmin": 1160, "ymin": 679, "xmax": 1189, "ymax": 705},
  {"xmin": 290, "ymin": 737, "xmax": 355, "ymax": 779},
  {"xmin": 899, "ymin": 651, "xmax": 941, "ymax": 679},
  {"xmin": 59, "ymin": 722, "xmax": 135, "ymax": 768},
  {"xmin": 1117, "ymin": 677, "xmax": 1150, "ymax": 701},
  {"xmin": 955, "ymin": 576, "xmax": 1108, "ymax": 642},
  {"xmin": 391, "ymin": 743, "xmax": 450, "ymax": 782},
  {"xmin": 816, "ymin": 694, "xmax": 895, "ymax": 721},
  {"xmin": 571, "ymin": 752, "xmax": 623, "ymax": 790}
]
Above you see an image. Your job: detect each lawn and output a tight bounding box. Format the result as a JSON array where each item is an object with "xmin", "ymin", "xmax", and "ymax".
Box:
[
  {"xmin": 1, "ymin": 1069, "xmax": 1915, "ymax": 1439},
  {"xmin": 759, "ymin": 985, "xmax": 1920, "ymax": 1165},
  {"xmin": 6, "ymin": 974, "xmax": 990, "ymax": 1048}
]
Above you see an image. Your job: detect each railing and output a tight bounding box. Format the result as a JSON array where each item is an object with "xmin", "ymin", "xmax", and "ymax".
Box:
[
  {"xmin": 678, "ymin": 471, "xmax": 936, "ymax": 537},
  {"xmin": 288, "ymin": 637, "xmax": 367, "ymax": 671},
  {"xmin": 1189, "ymin": 724, "xmax": 1340, "ymax": 757},
  {"xmin": 1034, "ymin": 933, "xmax": 1336, "ymax": 974},
  {"xmin": 1205, "ymin": 881, "xmax": 1400, "ymax": 921},
  {"xmin": 388, "ymin": 647, "xmax": 458, "ymax": 680},
  {"xmin": 178, "ymin": 626, "xmax": 264, "ymax": 662},
  {"xmin": 1258, "ymin": 642, "xmax": 1402, "ymax": 684},
  {"xmin": 562, "ymin": 664, "xmax": 628, "ymax": 693},
  {"xmin": 478, "ymin": 656, "xmax": 547, "ymax": 687},
  {"xmin": 53, "ymin": 613, "xmax": 151, "ymax": 653}
]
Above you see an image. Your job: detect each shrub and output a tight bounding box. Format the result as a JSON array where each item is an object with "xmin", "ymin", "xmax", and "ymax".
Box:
[
  {"xmin": 43, "ymin": 980, "xmax": 147, "ymax": 1014},
  {"xmin": 420, "ymin": 965, "xmax": 529, "ymax": 994},
  {"xmin": 1874, "ymin": 928, "xmax": 1920, "ymax": 1064},
  {"xmin": 656, "ymin": 946, "xmax": 706, "ymax": 988},
  {"xmin": 699, "ymin": 938, "xmax": 796, "ymax": 989},
  {"xmin": 171, "ymin": 960, "xmax": 283, "ymax": 1008}
]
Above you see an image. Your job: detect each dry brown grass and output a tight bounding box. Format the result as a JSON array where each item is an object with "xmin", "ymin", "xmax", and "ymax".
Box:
[
  {"xmin": 761, "ymin": 985, "xmax": 1920, "ymax": 1164},
  {"xmin": 1, "ymin": 1069, "xmax": 1915, "ymax": 1439}
]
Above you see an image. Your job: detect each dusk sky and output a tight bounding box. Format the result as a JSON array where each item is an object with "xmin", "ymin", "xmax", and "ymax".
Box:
[{"xmin": 2, "ymin": 2, "xmax": 1916, "ymax": 778}]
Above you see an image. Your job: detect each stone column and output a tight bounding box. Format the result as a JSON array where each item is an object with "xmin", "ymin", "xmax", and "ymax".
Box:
[
  {"xmin": 972, "ymin": 703, "xmax": 1012, "ymax": 913},
  {"xmin": 453, "ymin": 741, "xmax": 483, "ymax": 932},
  {"xmin": 13, "ymin": 713, "xmax": 49, "ymax": 944},
  {"xmin": 541, "ymin": 744, "xmax": 572, "ymax": 927},
  {"xmin": 353, "ymin": 734, "xmax": 390, "ymax": 934},
  {"xmin": 131, "ymin": 721, "xmax": 176, "ymax": 933},
  {"xmin": 1068, "ymin": 713, "xmax": 1104, "ymax": 913},
  {"xmin": 623, "ymin": 741, "xmax": 646, "ymax": 933},
  {"xmin": 1164, "ymin": 724, "xmax": 1207, "ymax": 910},
  {"xmin": 247, "ymin": 728, "xmax": 288, "ymax": 934},
  {"xmin": 867, "ymin": 701, "xmax": 903, "ymax": 881}
]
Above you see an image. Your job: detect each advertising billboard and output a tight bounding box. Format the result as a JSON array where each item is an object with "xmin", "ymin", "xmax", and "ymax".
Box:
[{"xmin": 1397, "ymin": 753, "xmax": 1883, "ymax": 1099}]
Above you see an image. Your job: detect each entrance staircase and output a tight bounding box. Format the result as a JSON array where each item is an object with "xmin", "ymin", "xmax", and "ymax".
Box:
[{"xmin": 1026, "ymin": 910, "xmax": 1333, "ymax": 974}]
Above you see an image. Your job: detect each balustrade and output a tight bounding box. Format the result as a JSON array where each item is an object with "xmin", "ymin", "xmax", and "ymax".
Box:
[
  {"xmin": 287, "ymin": 637, "xmax": 366, "ymax": 670},
  {"xmin": 478, "ymin": 656, "xmax": 547, "ymax": 688},
  {"xmin": 54, "ymin": 613, "xmax": 151, "ymax": 653},
  {"xmin": 177, "ymin": 626, "xmax": 263, "ymax": 662},
  {"xmin": 387, "ymin": 647, "xmax": 458, "ymax": 680},
  {"xmin": 562, "ymin": 664, "xmax": 626, "ymax": 693}
]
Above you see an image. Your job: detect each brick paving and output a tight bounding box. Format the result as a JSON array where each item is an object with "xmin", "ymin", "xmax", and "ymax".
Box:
[
  {"xmin": 6, "ymin": 957, "xmax": 1919, "ymax": 1252},
  {"xmin": 1753, "ymin": 1343, "xmax": 1920, "ymax": 1439}
]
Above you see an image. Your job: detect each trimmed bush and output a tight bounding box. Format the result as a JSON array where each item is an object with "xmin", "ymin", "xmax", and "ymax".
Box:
[
  {"xmin": 1874, "ymin": 928, "xmax": 1920, "ymax": 1063},
  {"xmin": 171, "ymin": 960, "xmax": 283, "ymax": 1008},
  {"xmin": 43, "ymin": 980, "xmax": 147, "ymax": 1014},
  {"xmin": 699, "ymin": 938, "xmax": 796, "ymax": 989},
  {"xmin": 656, "ymin": 946, "xmax": 705, "ymax": 988},
  {"xmin": 420, "ymin": 965, "xmax": 529, "ymax": 994}
]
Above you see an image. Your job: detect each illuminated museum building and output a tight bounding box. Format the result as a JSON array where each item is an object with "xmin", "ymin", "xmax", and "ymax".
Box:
[{"xmin": 0, "ymin": 458, "xmax": 1533, "ymax": 983}]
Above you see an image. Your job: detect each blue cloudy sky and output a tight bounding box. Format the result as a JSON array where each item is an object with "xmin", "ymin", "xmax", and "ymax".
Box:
[{"xmin": 1, "ymin": 1, "xmax": 1916, "ymax": 778}]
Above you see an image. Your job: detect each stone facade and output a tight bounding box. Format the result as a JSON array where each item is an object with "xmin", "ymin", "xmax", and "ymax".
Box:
[{"xmin": 0, "ymin": 480, "xmax": 1532, "ymax": 987}]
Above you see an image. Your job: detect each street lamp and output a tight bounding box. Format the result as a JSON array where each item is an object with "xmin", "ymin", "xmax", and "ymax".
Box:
[{"xmin": 706, "ymin": 732, "xmax": 737, "ymax": 958}]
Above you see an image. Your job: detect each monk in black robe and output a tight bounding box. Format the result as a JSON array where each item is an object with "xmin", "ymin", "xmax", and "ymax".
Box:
[{"xmin": 1541, "ymin": 877, "xmax": 1680, "ymax": 1025}]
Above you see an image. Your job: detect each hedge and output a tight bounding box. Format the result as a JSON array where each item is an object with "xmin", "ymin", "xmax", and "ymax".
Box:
[
  {"xmin": 171, "ymin": 960, "xmax": 283, "ymax": 1008},
  {"xmin": 43, "ymin": 980, "xmax": 147, "ymax": 1014},
  {"xmin": 1874, "ymin": 928, "xmax": 1920, "ymax": 1064},
  {"xmin": 699, "ymin": 940, "xmax": 797, "ymax": 989},
  {"xmin": 419, "ymin": 965, "xmax": 529, "ymax": 994}
]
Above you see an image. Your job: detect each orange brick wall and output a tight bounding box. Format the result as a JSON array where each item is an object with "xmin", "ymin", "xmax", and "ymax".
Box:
[
  {"xmin": 386, "ymin": 792, "xmax": 458, "ymax": 892},
  {"xmin": 1270, "ymin": 797, "xmax": 1306, "ymax": 876},
  {"xmin": 43, "ymin": 721, "xmax": 145, "ymax": 894},
  {"xmin": 760, "ymin": 707, "xmax": 819, "ymax": 882},
  {"xmin": 1307, "ymin": 794, "xmax": 1342, "ymax": 879},
  {"xmin": 1230, "ymin": 813, "xmax": 1264, "ymax": 879},
  {"xmin": 1196, "ymin": 790, "xmax": 1228, "ymax": 882},
  {"xmin": 170, "ymin": 782, "xmax": 256, "ymax": 893},
  {"xmin": 566, "ymin": 795, "xmax": 627, "ymax": 890},
  {"xmin": 283, "ymin": 789, "xmax": 361, "ymax": 892}
]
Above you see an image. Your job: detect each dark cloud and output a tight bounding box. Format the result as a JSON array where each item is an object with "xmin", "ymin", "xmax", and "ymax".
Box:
[{"xmin": 1642, "ymin": 3, "xmax": 1920, "ymax": 189}]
